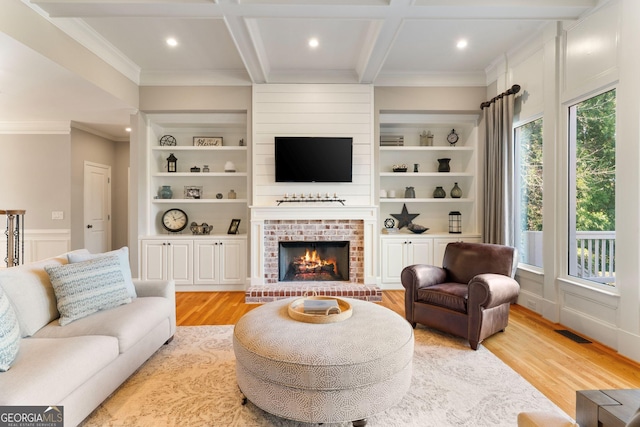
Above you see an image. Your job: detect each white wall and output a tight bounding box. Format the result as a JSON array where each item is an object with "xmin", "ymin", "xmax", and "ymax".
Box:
[
  {"xmin": 501, "ymin": 0, "xmax": 640, "ymax": 362},
  {"xmin": 0, "ymin": 131, "xmax": 72, "ymax": 262},
  {"xmin": 251, "ymin": 84, "xmax": 375, "ymax": 207}
]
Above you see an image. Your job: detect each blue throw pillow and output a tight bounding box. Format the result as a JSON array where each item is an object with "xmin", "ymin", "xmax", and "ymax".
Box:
[
  {"xmin": 0, "ymin": 287, "xmax": 20, "ymax": 371},
  {"xmin": 67, "ymin": 247, "xmax": 137, "ymax": 298},
  {"xmin": 45, "ymin": 255, "xmax": 132, "ymax": 326}
]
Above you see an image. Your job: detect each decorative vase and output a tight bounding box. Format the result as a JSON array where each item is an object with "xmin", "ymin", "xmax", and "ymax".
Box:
[
  {"xmin": 405, "ymin": 186, "xmax": 415, "ymax": 198},
  {"xmin": 158, "ymin": 185, "xmax": 173, "ymax": 199},
  {"xmin": 433, "ymin": 186, "xmax": 446, "ymax": 198},
  {"xmin": 228, "ymin": 189, "xmax": 237, "ymax": 199},
  {"xmin": 450, "ymin": 182, "xmax": 462, "ymax": 198},
  {"xmin": 437, "ymin": 158, "xmax": 451, "ymax": 173}
]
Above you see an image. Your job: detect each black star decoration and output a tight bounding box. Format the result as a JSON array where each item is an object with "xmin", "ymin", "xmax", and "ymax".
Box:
[{"xmin": 391, "ymin": 204, "xmax": 419, "ymax": 229}]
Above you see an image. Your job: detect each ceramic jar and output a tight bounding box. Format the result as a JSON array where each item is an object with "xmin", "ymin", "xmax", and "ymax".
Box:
[
  {"xmin": 405, "ymin": 186, "xmax": 415, "ymax": 198},
  {"xmin": 433, "ymin": 186, "xmax": 446, "ymax": 198},
  {"xmin": 450, "ymin": 182, "xmax": 462, "ymax": 198},
  {"xmin": 437, "ymin": 158, "xmax": 451, "ymax": 173},
  {"xmin": 228, "ymin": 189, "xmax": 237, "ymax": 199},
  {"xmin": 158, "ymin": 185, "xmax": 173, "ymax": 199}
]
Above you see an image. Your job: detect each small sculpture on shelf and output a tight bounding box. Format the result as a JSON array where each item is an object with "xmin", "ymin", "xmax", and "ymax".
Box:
[{"xmin": 190, "ymin": 222, "xmax": 213, "ymax": 235}]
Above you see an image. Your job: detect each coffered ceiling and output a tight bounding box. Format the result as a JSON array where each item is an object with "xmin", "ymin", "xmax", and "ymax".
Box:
[{"xmin": 0, "ymin": 0, "xmax": 601, "ymax": 139}]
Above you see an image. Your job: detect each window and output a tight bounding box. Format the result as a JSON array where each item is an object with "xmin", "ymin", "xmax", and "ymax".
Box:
[
  {"xmin": 568, "ymin": 89, "xmax": 616, "ymax": 286},
  {"xmin": 514, "ymin": 118, "xmax": 543, "ymax": 268}
]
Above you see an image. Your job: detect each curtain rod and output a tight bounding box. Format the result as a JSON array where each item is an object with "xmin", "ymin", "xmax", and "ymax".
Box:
[{"xmin": 480, "ymin": 84, "xmax": 521, "ymax": 109}]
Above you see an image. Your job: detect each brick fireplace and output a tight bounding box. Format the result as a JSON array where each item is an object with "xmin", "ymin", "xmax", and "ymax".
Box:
[{"xmin": 247, "ymin": 206, "xmax": 381, "ymax": 303}]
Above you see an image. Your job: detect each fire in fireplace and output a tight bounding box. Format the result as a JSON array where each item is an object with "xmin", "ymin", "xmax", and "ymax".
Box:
[{"xmin": 279, "ymin": 241, "xmax": 350, "ymax": 282}]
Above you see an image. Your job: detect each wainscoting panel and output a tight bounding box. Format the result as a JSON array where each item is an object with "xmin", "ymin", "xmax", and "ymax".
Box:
[
  {"xmin": 0, "ymin": 229, "xmax": 71, "ymax": 266},
  {"xmin": 559, "ymin": 280, "xmax": 619, "ymax": 348}
]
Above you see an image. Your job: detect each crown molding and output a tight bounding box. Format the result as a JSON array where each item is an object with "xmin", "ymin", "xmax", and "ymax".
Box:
[
  {"xmin": 0, "ymin": 121, "xmax": 70, "ymax": 134},
  {"xmin": 374, "ymin": 71, "xmax": 487, "ymax": 87},
  {"xmin": 70, "ymin": 121, "xmax": 128, "ymax": 142}
]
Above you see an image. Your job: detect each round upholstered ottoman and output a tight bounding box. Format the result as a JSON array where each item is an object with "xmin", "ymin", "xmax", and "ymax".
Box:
[{"xmin": 233, "ymin": 297, "xmax": 414, "ymax": 426}]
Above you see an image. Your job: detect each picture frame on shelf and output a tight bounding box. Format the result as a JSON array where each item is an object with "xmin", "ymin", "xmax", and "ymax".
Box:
[
  {"xmin": 228, "ymin": 219, "xmax": 241, "ymax": 234},
  {"xmin": 193, "ymin": 136, "xmax": 222, "ymax": 146},
  {"xmin": 184, "ymin": 186, "xmax": 203, "ymax": 199}
]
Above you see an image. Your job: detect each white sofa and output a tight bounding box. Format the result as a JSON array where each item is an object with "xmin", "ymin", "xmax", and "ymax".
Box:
[{"xmin": 0, "ymin": 249, "xmax": 176, "ymax": 426}]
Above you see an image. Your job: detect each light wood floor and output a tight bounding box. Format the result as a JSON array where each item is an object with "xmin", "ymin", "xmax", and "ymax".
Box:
[{"xmin": 175, "ymin": 290, "xmax": 640, "ymax": 417}]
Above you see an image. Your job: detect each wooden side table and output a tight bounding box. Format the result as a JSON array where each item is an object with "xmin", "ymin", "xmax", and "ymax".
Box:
[{"xmin": 576, "ymin": 389, "xmax": 640, "ymax": 427}]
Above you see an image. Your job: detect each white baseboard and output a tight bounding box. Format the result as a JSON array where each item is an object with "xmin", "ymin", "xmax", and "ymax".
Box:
[{"xmin": 617, "ymin": 329, "xmax": 640, "ymax": 362}]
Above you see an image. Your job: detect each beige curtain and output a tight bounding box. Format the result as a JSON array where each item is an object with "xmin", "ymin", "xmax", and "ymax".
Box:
[{"xmin": 481, "ymin": 85, "xmax": 520, "ymax": 245}]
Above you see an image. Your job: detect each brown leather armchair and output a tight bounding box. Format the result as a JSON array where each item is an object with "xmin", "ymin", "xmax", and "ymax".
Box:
[{"xmin": 401, "ymin": 242, "xmax": 520, "ymax": 350}]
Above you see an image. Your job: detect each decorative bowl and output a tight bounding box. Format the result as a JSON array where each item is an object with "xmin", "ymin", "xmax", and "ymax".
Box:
[
  {"xmin": 392, "ymin": 167, "xmax": 407, "ymax": 173},
  {"xmin": 407, "ymin": 223, "xmax": 429, "ymax": 234}
]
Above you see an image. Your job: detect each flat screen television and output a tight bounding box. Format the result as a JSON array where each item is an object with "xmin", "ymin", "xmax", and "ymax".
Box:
[{"xmin": 275, "ymin": 136, "xmax": 353, "ymax": 183}]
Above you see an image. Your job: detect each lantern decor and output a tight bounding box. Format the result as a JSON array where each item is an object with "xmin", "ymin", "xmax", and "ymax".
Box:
[
  {"xmin": 448, "ymin": 211, "xmax": 462, "ymax": 234},
  {"xmin": 167, "ymin": 153, "xmax": 177, "ymax": 173}
]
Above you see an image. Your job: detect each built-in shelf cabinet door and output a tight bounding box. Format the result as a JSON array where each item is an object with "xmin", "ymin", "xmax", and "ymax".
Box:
[
  {"xmin": 141, "ymin": 239, "xmax": 193, "ymax": 285},
  {"xmin": 219, "ymin": 238, "xmax": 247, "ymax": 285},
  {"xmin": 141, "ymin": 240, "xmax": 166, "ymax": 282},
  {"xmin": 380, "ymin": 236, "xmax": 433, "ymax": 284},
  {"xmin": 193, "ymin": 237, "xmax": 247, "ymax": 286},
  {"xmin": 193, "ymin": 240, "xmax": 220, "ymax": 284}
]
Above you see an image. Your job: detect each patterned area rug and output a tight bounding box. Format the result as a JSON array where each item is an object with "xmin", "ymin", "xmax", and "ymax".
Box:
[{"xmin": 81, "ymin": 325, "xmax": 569, "ymax": 426}]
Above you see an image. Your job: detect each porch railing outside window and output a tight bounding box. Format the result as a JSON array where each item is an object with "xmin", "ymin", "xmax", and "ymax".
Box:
[
  {"xmin": 568, "ymin": 89, "xmax": 616, "ymax": 287},
  {"xmin": 524, "ymin": 231, "xmax": 615, "ymax": 284}
]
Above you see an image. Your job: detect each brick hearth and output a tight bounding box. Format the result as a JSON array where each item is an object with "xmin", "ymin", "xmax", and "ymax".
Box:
[{"xmin": 245, "ymin": 283, "xmax": 382, "ymax": 303}]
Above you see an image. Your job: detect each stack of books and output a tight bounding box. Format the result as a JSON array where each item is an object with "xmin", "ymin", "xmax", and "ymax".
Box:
[
  {"xmin": 380, "ymin": 135, "xmax": 404, "ymax": 146},
  {"xmin": 303, "ymin": 299, "xmax": 341, "ymax": 315}
]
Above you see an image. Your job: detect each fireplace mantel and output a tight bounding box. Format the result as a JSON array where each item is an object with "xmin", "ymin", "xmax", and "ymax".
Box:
[{"xmin": 249, "ymin": 206, "xmax": 378, "ymax": 286}]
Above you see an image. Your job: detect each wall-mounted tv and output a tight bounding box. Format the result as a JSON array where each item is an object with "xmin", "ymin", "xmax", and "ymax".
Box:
[{"xmin": 275, "ymin": 136, "xmax": 353, "ymax": 183}]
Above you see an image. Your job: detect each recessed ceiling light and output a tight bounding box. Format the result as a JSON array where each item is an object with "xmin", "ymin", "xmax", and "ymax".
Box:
[
  {"xmin": 456, "ymin": 39, "xmax": 468, "ymax": 49},
  {"xmin": 166, "ymin": 38, "xmax": 178, "ymax": 47},
  {"xmin": 125, "ymin": 127, "xmax": 132, "ymax": 133},
  {"xmin": 308, "ymin": 38, "xmax": 319, "ymax": 48}
]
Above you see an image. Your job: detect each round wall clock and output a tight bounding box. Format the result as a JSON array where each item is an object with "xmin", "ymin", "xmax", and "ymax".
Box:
[
  {"xmin": 160, "ymin": 135, "xmax": 177, "ymax": 146},
  {"xmin": 447, "ymin": 129, "xmax": 459, "ymax": 145},
  {"xmin": 161, "ymin": 208, "xmax": 188, "ymax": 233}
]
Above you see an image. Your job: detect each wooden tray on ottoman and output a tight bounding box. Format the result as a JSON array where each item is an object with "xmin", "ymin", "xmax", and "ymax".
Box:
[{"xmin": 287, "ymin": 296, "xmax": 353, "ymax": 324}]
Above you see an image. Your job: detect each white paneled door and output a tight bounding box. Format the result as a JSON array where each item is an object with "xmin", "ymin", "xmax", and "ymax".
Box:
[{"xmin": 84, "ymin": 161, "xmax": 111, "ymax": 253}]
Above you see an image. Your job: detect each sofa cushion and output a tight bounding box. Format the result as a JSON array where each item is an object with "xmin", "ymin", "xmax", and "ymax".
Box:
[
  {"xmin": 0, "ymin": 287, "xmax": 20, "ymax": 371},
  {"xmin": 45, "ymin": 255, "xmax": 132, "ymax": 326},
  {"xmin": 67, "ymin": 246, "xmax": 137, "ymax": 298},
  {"xmin": 0, "ymin": 335, "xmax": 118, "ymax": 406},
  {"xmin": 34, "ymin": 296, "xmax": 172, "ymax": 353},
  {"xmin": 0, "ymin": 255, "xmax": 67, "ymax": 337}
]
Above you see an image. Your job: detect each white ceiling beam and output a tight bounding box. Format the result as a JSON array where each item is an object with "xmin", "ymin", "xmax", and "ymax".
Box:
[{"xmin": 31, "ymin": 0, "xmax": 597, "ymax": 20}]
